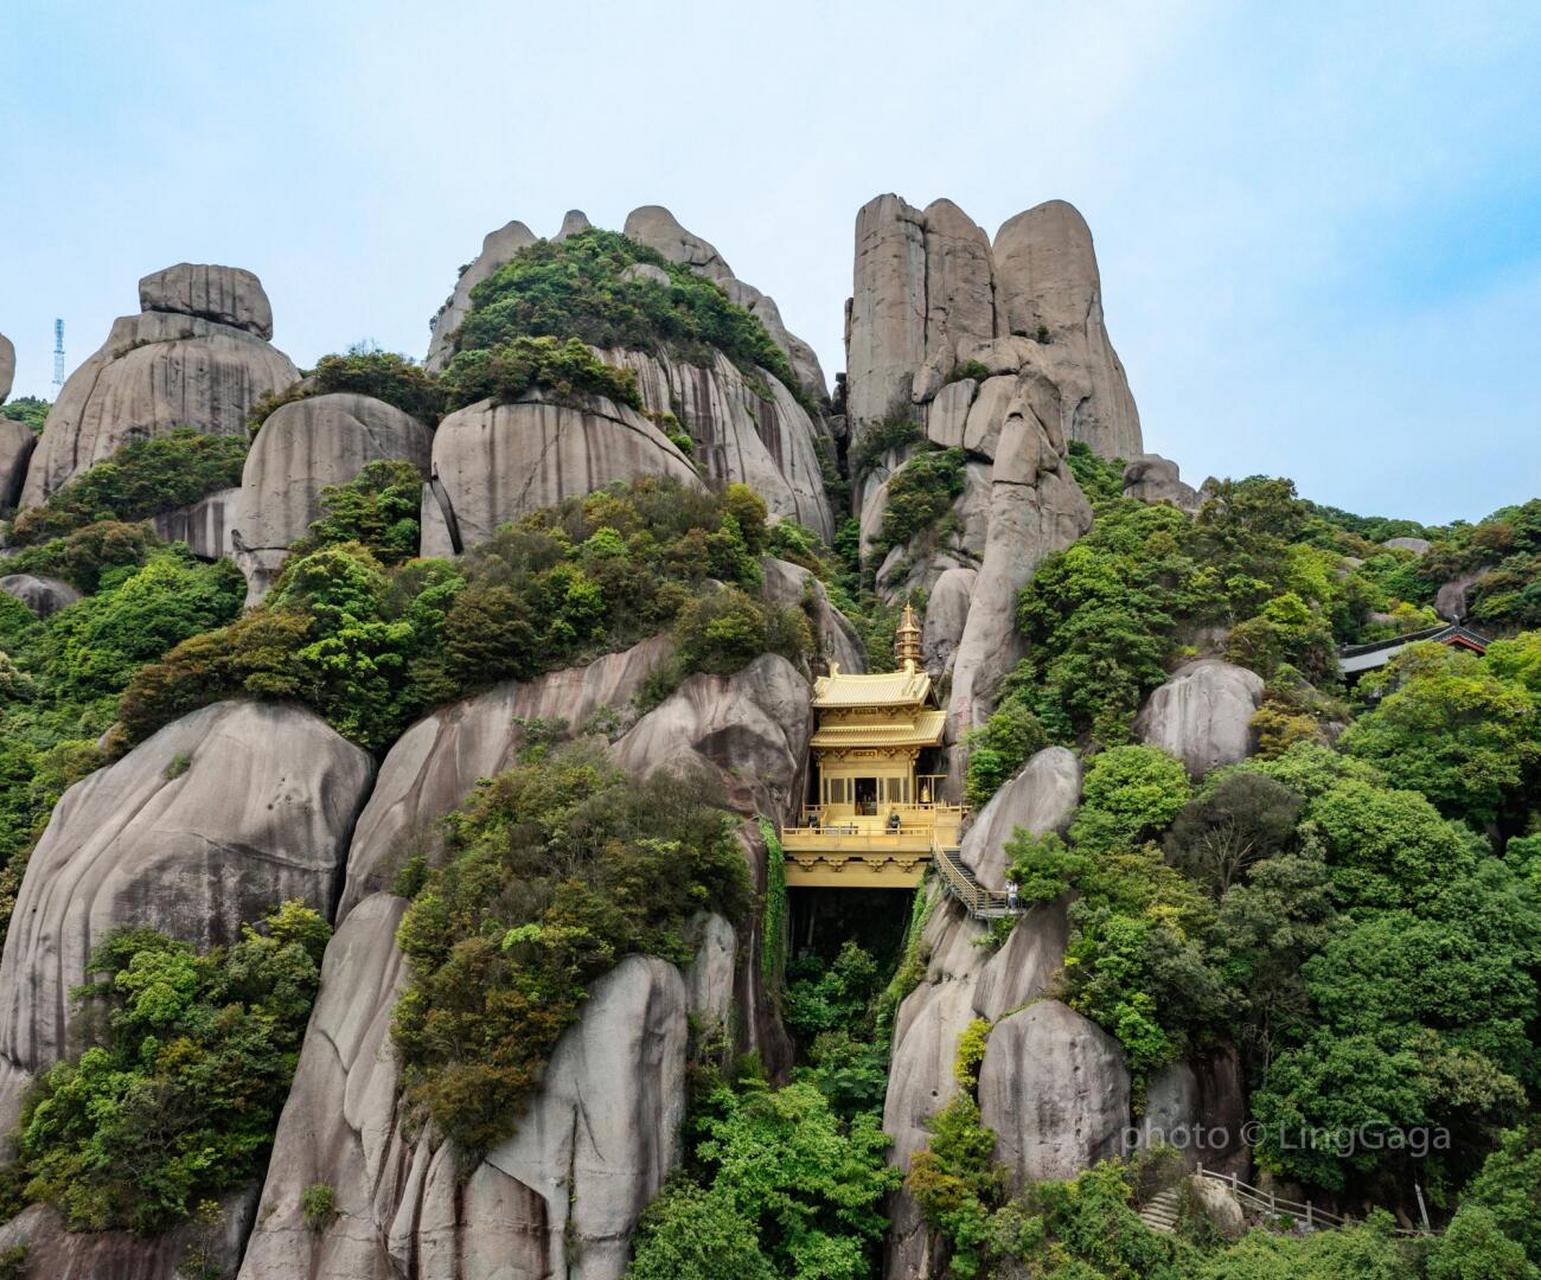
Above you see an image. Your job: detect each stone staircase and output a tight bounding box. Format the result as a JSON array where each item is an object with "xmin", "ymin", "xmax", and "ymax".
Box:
[{"xmin": 1139, "ymin": 1188, "xmax": 1182, "ymax": 1235}]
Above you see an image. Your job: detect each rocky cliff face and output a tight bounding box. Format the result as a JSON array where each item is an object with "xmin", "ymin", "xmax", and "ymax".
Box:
[
  {"xmin": 0, "ymin": 701, "xmax": 373, "ymax": 1141},
  {"xmin": 20, "ymin": 265, "xmax": 298, "ymax": 505},
  {"xmin": 845, "ymin": 194, "xmax": 1140, "ymax": 461}
]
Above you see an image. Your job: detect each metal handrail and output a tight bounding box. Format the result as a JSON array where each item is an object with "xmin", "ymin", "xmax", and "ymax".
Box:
[
  {"xmin": 934, "ymin": 845, "xmax": 1023, "ymax": 920},
  {"xmin": 1193, "ymin": 1166, "xmax": 1429, "ymax": 1236}
]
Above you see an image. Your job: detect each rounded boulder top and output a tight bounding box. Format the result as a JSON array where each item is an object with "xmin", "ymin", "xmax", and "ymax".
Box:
[
  {"xmin": 138, "ymin": 262, "xmax": 274, "ymax": 340},
  {"xmin": 0, "ymin": 331, "xmax": 13, "ymax": 403}
]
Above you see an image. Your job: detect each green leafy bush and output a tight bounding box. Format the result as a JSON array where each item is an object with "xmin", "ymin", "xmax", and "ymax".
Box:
[
  {"xmin": 448, "ymin": 228, "xmax": 814, "ymax": 412},
  {"xmin": 15, "ymin": 902, "xmax": 329, "ymax": 1233},
  {"xmin": 440, "ymin": 335, "xmax": 642, "ymax": 413},
  {"xmin": 0, "ymin": 396, "xmax": 50, "ymax": 433},
  {"xmin": 301, "ymin": 1182, "xmax": 338, "ymax": 1232},
  {"xmin": 253, "ymin": 348, "xmax": 446, "ymax": 427},
  {"xmin": 7, "ymin": 430, "xmax": 248, "ymax": 547},
  {"xmin": 875, "ymin": 448, "xmax": 965, "ymax": 560},
  {"xmin": 289, "ymin": 458, "xmax": 426, "ymax": 567},
  {"xmin": 390, "ymin": 743, "xmax": 752, "ymax": 1152},
  {"xmin": 683, "ymin": 1080, "xmax": 899, "ymax": 1279},
  {"xmin": 118, "ymin": 477, "xmax": 777, "ymax": 750}
]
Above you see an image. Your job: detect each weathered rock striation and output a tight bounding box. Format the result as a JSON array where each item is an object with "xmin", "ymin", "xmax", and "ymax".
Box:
[
  {"xmin": 20, "ymin": 266, "xmax": 298, "ymax": 504},
  {"xmin": 336, "ymin": 635, "xmax": 674, "ymax": 922},
  {"xmin": 232, "ymin": 392, "xmax": 432, "ymax": 603},
  {"xmin": 845, "ymin": 193, "xmax": 1140, "ymax": 461},
  {"xmin": 420, "ymin": 389, "xmax": 701, "ymax": 557},
  {"xmin": 0, "ymin": 701, "xmax": 372, "ymax": 1139},
  {"xmin": 239, "ymin": 897, "xmax": 693, "ymax": 1280},
  {"xmin": 604, "ymin": 347, "xmax": 835, "ymax": 539}
]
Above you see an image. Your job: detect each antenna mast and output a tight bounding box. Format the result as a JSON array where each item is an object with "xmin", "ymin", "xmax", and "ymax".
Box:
[{"xmin": 52, "ymin": 319, "xmax": 65, "ymax": 389}]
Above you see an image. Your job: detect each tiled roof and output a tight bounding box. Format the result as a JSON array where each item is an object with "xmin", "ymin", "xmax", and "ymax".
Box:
[
  {"xmin": 1339, "ymin": 623, "xmax": 1490, "ymax": 674},
  {"xmin": 811, "ymin": 710, "xmax": 947, "ymax": 749},
  {"xmin": 812, "ymin": 665, "xmax": 932, "ymax": 708}
]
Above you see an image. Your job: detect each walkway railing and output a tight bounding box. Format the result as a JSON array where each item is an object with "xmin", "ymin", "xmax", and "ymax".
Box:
[
  {"xmin": 934, "ymin": 845, "xmax": 1022, "ymax": 920},
  {"xmin": 1193, "ymin": 1165, "xmax": 1430, "ymax": 1237}
]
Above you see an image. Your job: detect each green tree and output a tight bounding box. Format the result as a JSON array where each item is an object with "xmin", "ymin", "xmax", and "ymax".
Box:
[
  {"xmin": 694, "ymin": 1080, "xmax": 899, "ymax": 1280},
  {"xmin": 1343, "ymin": 642, "xmax": 1540, "ymax": 833},
  {"xmin": 627, "ymin": 1184, "xmax": 774, "ymax": 1280}
]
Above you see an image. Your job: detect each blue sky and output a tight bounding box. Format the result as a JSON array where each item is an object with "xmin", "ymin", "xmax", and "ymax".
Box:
[{"xmin": 1, "ymin": 1, "xmax": 1537, "ymax": 525}]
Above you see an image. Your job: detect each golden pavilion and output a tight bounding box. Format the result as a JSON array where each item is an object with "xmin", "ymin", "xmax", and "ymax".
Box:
[{"xmin": 780, "ymin": 605, "xmax": 964, "ymax": 887}]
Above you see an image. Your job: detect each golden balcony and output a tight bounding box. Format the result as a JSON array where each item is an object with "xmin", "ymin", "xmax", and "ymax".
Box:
[{"xmin": 780, "ymin": 803, "xmax": 964, "ymax": 888}]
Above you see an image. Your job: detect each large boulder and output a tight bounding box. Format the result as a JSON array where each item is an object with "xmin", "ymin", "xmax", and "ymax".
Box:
[
  {"xmin": 605, "ymin": 347, "xmax": 834, "ymax": 539},
  {"xmin": 978, "ymin": 999, "xmax": 1130, "ymax": 1189},
  {"xmin": 992, "ymin": 200, "xmax": 1142, "ymax": 460},
  {"xmin": 612, "ymin": 654, "xmax": 812, "ymax": 823},
  {"xmin": 139, "ymin": 263, "xmax": 274, "ymax": 339},
  {"xmin": 921, "ymin": 566, "xmax": 975, "ymax": 677},
  {"xmin": 959, "ymin": 746, "xmax": 1081, "ymax": 886},
  {"xmin": 0, "ymin": 331, "xmax": 13, "ymax": 403},
  {"xmin": 420, "ymin": 389, "xmax": 701, "ymax": 556},
  {"xmin": 0, "ymin": 419, "xmax": 34, "ymax": 509},
  {"xmin": 1123, "ymin": 453, "xmax": 1200, "ymax": 513},
  {"xmin": 882, "ymin": 745, "xmax": 1084, "ymax": 1276},
  {"xmin": 0, "ymin": 701, "xmax": 373, "ymax": 1138},
  {"xmin": 336, "ymin": 635, "xmax": 673, "ymax": 922},
  {"xmin": 426, "ymin": 217, "xmax": 538, "ymax": 372},
  {"xmin": 762, "ymin": 558, "xmax": 865, "ymax": 674},
  {"xmin": 1382, "ymin": 536, "xmax": 1432, "ymax": 556},
  {"xmin": 1136, "ymin": 658, "xmax": 1265, "ymax": 776},
  {"xmin": 239, "ymin": 897, "xmax": 689, "ymax": 1280},
  {"xmin": 21, "ymin": 273, "xmax": 298, "ymax": 504},
  {"xmin": 232, "ymin": 392, "xmax": 432, "ymax": 603},
  {"xmin": 0, "ymin": 572, "xmax": 81, "ymax": 617},
  {"xmin": 1134, "ymin": 1045, "xmax": 1249, "ymax": 1176}
]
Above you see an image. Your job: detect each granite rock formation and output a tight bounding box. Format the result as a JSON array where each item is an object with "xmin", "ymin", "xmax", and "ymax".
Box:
[
  {"xmin": 232, "ymin": 392, "xmax": 432, "ymax": 602},
  {"xmin": 420, "ymin": 389, "xmax": 701, "ymax": 557},
  {"xmin": 845, "ymin": 193, "xmax": 1140, "ymax": 461},
  {"xmin": 0, "ymin": 571, "xmax": 81, "ymax": 617},
  {"xmin": 1136, "ymin": 658, "xmax": 1266, "ymax": 776},
  {"xmin": 0, "ymin": 701, "xmax": 372, "ymax": 1139},
  {"xmin": 20, "ymin": 266, "xmax": 298, "ymax": 504},
  {"xmin": 336, "ymin": 636, "xmax": 673, "ymax": 922},
  {"xmin": 0, "ymin": 332, "xmax": 13, "ymax": 403},
  {"xmin": 0, "ymin": 419, "xmax": 35, "ymax": 509}
]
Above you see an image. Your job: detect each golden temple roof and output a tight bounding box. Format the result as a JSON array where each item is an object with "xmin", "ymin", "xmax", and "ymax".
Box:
[
  {"xmin": 810, "ymin": 709, "xmax": 947, "ymax": 749},
  {"xmin": 812, "ymin": 661, "xmax": 932, "ymax": 709}
]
